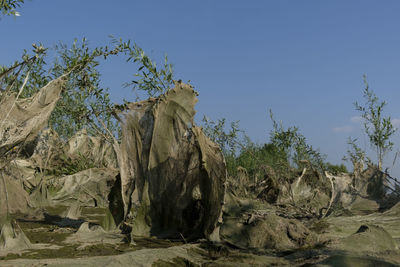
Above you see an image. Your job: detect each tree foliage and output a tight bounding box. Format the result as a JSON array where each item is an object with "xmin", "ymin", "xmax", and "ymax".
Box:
[
  {"xmin": 0, "ymin": 0, "xmax": 24, "ymax": 17},
  {"xmin": 269, "ymin": 110, "xmax": 326, "ymax": 172},
  {"xmin": 111, "ymin": 38, "xmax": 174, "ymax": 97},
  {"xmin": 0, "ymin": 38, "xmax": 175, "ymax": 140},
  {"xmin": 201, "ymin": 110, "xmax": 339, "ymax": 184},
  {"xmin": 354, "ymin": 75, "xmax": 396, "ymax": 170},
  {"xmin": 342, "ymin": 137, "xmax": 370, "ymax": 173},
  {"xmin": 201, "ymin": 115, "xmax": 242, "ymax": 156}
]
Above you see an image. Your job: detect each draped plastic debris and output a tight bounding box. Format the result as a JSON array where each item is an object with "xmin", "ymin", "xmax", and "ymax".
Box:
[
  {"xmin": 0, "ymin": 76, "xmax": 65, "ymax": 157},
  {"xmin": 114, "ymin": 81, "xmax": 226, "ymax": 241},
  {"xmin": 0, "ymin": 75, "xmax": 65, "ymax": 254}
]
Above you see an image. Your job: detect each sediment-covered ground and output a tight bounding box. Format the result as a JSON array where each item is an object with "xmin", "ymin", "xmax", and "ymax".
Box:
[{"xmin": 1, "ymin": 79, "xmax": 400, "ymax": 266}]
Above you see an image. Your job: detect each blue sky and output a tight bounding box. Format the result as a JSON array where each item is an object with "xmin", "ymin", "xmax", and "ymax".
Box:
[{"xmin": 2, "ymin": 0, "xmax": 400, "ymax": 172}]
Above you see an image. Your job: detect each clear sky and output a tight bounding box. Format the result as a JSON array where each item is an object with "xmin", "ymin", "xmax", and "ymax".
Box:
[{"xmin": 2, "ymin": 0, "xmax": 400, "ymax": 172}]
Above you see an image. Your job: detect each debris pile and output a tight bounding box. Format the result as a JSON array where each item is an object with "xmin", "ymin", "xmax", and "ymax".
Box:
[
  {"xmin": 114, "ymin": 81, "xmax": 226, "ymax": 241},
  {"xmin": 1, "ymin": 77, "xmax": 400, "ymax": 266}
]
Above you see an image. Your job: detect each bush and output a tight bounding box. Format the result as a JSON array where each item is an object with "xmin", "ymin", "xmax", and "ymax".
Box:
[
  {"xmin": 325, "ymin": 163, "xmax": 348, "ymax": 175},
  {"xmin": 227, "ymin": 141, "xmax": 289, "ymax": 183},
  {"xmin": 202, "ymin": 112, "xmax": 333, "ymax": 187},
  {"xmin": 1, "ymin": 37, "xmax": 174, "ymax": 141}
]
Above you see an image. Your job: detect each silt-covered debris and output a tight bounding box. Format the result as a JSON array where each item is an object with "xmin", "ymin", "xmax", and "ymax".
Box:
[
  {"xmin": 114, "ymin": 81, "xmax": 226, "ymax": 241},
  {"xmin": 1, "ymin": 77, "xmax": 400, "ymax": 266}
]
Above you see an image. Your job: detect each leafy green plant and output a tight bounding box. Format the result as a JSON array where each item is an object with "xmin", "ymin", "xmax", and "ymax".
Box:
[
  {"xmin": 201, "ymin": 115, "xmax": 242, "ymax": 156},
  {"xmin": 354, "ymin": 75, "xmax": 396, "ymax": 170},
  {"xmin": 111, "ymin": 37, "xmax": 174, "ymax": 97},
  {"xmin": 1, "ymin": 37, "xmax": 175, "ymax": 140},
  {"xmin": 49, "ymin": 39, "xmax": 120, "ymax": 139},
  {"xmin": 200, "ymin": 116, "xmax": 266, "ymax": 180},
  {"xmin": 1, "ymin": 39, "xmax": 119, "ymax": 140},
  {"xmin": 342, "ymin": 137, "xmax": 370, "ymax": 173},
  {"xmin": 0, "ymin": 43, "xmax": 47, "ymax": 95},
  {"xmin": 269, "ymin": 110, "xmax": 326, "ymax": 172},
  {"xmin": 325, "ymin": 162, "xmax": 348, "ymax": 175},
  {"xmin": 0, "ymin": 0, "xmax": 24, "ymax": 17},
  {"xmin": 201, "ymin": 111, "xmax": 329, "ymax": 185},
  {"xmin": 231, "ymin": 141, "xmax": 289, "ymax": 182}
]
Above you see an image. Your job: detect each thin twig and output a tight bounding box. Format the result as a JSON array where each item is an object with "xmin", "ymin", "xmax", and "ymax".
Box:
[{"xmin": 179, "ymin": 233, "xmax": 187, "ymax": 244}]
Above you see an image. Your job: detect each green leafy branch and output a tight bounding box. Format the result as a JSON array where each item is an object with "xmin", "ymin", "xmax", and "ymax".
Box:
[
  {"xmin": 354, "ymin": 75, "xmax": 396, "ymax": 170},
  {"xmin": 201, "ymin": 115, "xmax": 242, "ymax": 156},
  {"xmin": 0, "ymin": 0, "xmax": 24, "ymax": 17},
  {"xmin": 269, "ymin": 109, "xmax": 326, "ymax": 172},
  {"xmin": 110, "ymin": 37, "xmax": 174, "ymax": 97},
  {"xmin": 1, "ymin": 37, "xmax": 176, "ymax": 140}
]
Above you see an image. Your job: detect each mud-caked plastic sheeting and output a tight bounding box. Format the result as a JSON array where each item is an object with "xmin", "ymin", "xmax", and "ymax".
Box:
[
  {"xmin": 0, "ymin": 76, "xmax": 65, "ymax": 158},
  {"xmin": 114, "ymin": 81, "xmax": 226, "ymax": 241}
]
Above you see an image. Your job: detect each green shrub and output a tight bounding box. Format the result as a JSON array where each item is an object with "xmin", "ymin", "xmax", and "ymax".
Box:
[
  {"xmin": 227, "ymin": 141, "xmax": 289, "ymax": 183},
  {"xmin": 325, "ymin": 162, "xmax": 348, "ymax": 175},
  {"xmin": 1, "ymin": 37, "xmax": 174, "ymax": 141}
]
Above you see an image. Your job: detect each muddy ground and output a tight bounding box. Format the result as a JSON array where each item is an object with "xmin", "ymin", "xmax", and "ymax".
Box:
[
  {"xmin": 1, "ymin": 79, "xmax": 400, "ymax": 266},
  {"xmin": 1, "ymin": 202, "xmax": 400, "ymax": 267}
]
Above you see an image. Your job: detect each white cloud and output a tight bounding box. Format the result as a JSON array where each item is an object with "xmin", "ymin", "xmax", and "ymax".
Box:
[
  {"xmin": 347, "ymin": 116, "xmax": 400, "ymax": 129},
  {"xmin": 392, "ymin": 118, "xmax": 400, "ymax": 128},
  {"xmin": 350, "ymin": 116, "xmax": 362, "ymax": 123},
  {"xmin": 333, "ymin": 125, "xmax": 353, "ymax": 133}
]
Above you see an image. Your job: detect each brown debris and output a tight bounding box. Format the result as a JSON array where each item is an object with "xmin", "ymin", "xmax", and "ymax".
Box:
[{"xmin": 114, "ymin": 82, "xmax": 226, "ymax": 241}]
